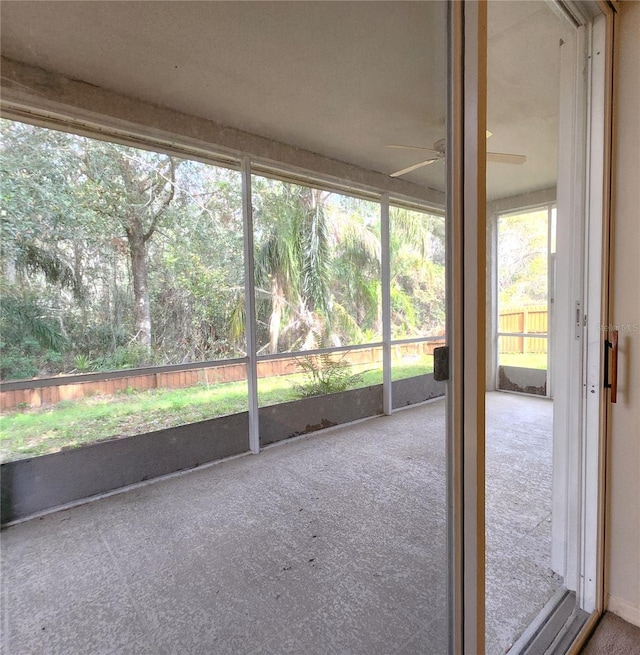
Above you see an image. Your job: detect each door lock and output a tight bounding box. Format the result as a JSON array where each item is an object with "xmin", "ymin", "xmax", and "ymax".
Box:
[{"xmin": 434, "ymin": 346, "xmax": 450, "ymax": 382}]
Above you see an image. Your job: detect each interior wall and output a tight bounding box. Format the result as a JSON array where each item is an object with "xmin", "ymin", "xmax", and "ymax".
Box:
[{"xmin": 607, "ymin": 0, "xmax": 640, "ymax": 627}]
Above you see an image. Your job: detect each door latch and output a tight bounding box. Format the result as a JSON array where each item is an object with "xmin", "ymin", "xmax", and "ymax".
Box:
[{"xmin": 433, "ymin": 346, "xmax": 450, "ymax": 382}]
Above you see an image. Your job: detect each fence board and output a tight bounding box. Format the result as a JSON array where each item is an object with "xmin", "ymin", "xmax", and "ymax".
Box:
[
  {"xmin": 0, "ymin": 340, "xmax": 446, "ymax": 411},
  {"xmin": 499, "ymin": 306, "xmax": 548, "ymax": 354}
]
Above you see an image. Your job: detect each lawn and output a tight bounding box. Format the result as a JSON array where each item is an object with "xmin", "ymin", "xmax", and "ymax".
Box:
[{"xmin": 0, "ymin": 358, "xmax": 433, "ymax": 462}]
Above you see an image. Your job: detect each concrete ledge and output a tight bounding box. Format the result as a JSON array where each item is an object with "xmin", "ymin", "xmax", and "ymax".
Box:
[
  {"xmin": 1, "ymin": 412, "xmax": 250, "ymax": 524},
  {"xmin": 259, "ymin": 385, "xmax": 383, "ymax": 446},
  {"xmin": 259, "ymin": 374, "xmax": 443, "ymax": 446},
  {"xmin": 392, "ymin": 374, "xmax": 445, "ymax": 409},
  {"xmin": 1, "ymin": 374, "xmax": 444, "ymax": 524},
  {"xmin": 498, "ymin": 365, "xmax": 547, "ymax": 396}
]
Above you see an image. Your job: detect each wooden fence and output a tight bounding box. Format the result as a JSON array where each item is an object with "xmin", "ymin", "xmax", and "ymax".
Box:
[
  {"xmin": 0, "ymin": 340, "xmax": 444, "ymax": 411},
  {"xmin": 1, "ymin": 307, "xmax": 548, "ymax": 411},
  {"xmin": 499, "ymin": 306, "xmax": 548, "ymax": 354}
]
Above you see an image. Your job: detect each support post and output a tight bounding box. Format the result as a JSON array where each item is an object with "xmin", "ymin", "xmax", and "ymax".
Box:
[
  {"xmin": 381, "ymin": 193, "xmax": 392, "ymax": 415},
  {"xmin": 241, "ymin": 158, "xmax": 260, "ymax": 454}
]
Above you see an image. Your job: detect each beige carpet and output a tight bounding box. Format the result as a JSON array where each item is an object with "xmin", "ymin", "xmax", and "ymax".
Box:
[{"xmin": 582, "ymin": 613, "xmax": 640, "ymax": 654}]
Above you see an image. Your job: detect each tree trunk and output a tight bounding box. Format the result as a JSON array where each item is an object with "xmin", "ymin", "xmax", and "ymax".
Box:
[{"xmin": 126, "ymin": 222, "xmax": 152, "ymax": 349}]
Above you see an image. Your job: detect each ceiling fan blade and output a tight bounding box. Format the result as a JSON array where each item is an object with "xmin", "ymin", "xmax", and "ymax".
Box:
[
  {"xmin": 387, "ymin": 144, "xmax": 440, "ymax": 155},
  {"xmin": 390, "ymin": 158, "xmax": 439, "ymax": 178},
  {"xmin": 487, "ymin": 151, "xmax": 526, "ymax": 165}
]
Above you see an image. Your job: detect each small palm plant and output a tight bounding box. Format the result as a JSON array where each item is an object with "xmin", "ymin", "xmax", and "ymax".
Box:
[{"xmin": 293, "ymin": 353, "xmax": 364, "ymax": 398}]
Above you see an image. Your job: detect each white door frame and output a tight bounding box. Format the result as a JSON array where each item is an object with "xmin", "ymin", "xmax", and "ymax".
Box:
[{"xmin": 551, "ymin": 6, "xmax": 609, "ymax": 617}]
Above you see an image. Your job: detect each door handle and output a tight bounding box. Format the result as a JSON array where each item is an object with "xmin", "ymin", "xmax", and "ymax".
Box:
[{"xmin": 604, "ymin": 330, "xmax": 619, "ymax": 403}]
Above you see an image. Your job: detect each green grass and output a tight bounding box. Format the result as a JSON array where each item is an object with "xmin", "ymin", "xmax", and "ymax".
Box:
[
  {"xmin": 499, "ymin": 353, "xmax": 547, "ymax": 370},
  {"xmin": 0, "ymin": 357, "xmax": 433, "ymax": 462}
]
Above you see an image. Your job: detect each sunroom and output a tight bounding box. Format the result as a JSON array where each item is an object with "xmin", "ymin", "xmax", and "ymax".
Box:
[{"xmin": 0, "ymin": 2, "xmax": 615, "ymax": 654}]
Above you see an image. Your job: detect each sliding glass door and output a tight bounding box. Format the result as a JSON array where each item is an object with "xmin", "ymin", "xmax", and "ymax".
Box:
[{"xmin": 484, "ymin": 1, "xmax": 610, "ymax": 652}]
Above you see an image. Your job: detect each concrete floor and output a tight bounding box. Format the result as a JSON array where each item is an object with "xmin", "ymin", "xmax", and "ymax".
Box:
[
  {"xmin": 1, "ymin": 392, "xmax": 558, "ymax": 655},
  {"xmin": 485, "ymin": 392, "xmax": 561, "ymax": 653}
]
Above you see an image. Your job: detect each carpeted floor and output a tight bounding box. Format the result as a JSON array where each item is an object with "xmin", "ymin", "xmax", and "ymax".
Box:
[{"xmin": 582, "ymin": 613, "xmax": 640, "ymax": 654}]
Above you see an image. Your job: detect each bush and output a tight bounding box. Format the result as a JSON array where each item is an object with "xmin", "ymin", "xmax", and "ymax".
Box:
[
  {"xmin": 293, "ymin": 353, "xmax": 364, "ymax": 398},
  {"xmin": 0, "ymin": 343, "xmax": 39, "ymax": 380},
  {"xmin": 73, "ymin": 354, "xmax": 93, "ymax": 372},
  {"xmin": 93, "ymin": 344, "xmax": 155, "ymax": 371},
  {"xmin": 0, "ymin": 293, "xmax": 69, "ymax": 380}
]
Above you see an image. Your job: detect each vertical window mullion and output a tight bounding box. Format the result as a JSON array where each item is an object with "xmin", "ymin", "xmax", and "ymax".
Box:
[
  {"xmin": 381, "ymin": 193, "xmax": 392, "ymax": 415},
  {"xmin": 242, "ymin": 157, "xmax": 259, "ymax": 454}
]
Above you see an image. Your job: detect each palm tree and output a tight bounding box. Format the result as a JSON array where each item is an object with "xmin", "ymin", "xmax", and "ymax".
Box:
[
  {"xmin": 253, "ymin": 181, "xmax": 382, "ymax": 354},
  {"xmin": 253, "ymin": 182, "xmax": 330, "ymax": 353},
  {"xmin": 328, "ymin": 198, "xmax": 381, "ymax": 342},
  {"xmin": 389, "ymin": 206, "xmax": 446, "ymax": 337}
]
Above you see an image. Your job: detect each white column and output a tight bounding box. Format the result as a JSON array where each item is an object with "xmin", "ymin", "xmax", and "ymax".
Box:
[
  {"xmin": 381, "ymin": 193, "xmax": 392, "ymax": 415},
  {"xmin": 486, "ymin": 211, "xmax": 498, "ymax": 391},
  {"xmin": 241, "ymin": 158, "xmax": 260, "ymax": 454}
]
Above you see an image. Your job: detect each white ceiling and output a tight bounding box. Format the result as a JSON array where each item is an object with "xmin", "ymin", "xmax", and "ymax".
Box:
[{"xmin": 1, "ymin": 1, "xmax": 571, "ymax": 201}]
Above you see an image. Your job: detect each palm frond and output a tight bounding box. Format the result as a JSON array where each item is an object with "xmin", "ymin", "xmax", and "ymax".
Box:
[{"xmin": 1, "ymin": 294, "xmax": 69, "ymax": 352}]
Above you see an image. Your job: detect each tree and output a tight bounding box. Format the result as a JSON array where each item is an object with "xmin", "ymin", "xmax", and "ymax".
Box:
[
  {"xmin": 153, "ymin": 161, "xmax": 245, "ymax": 360},
  {"xmin": 0, "ymin": 292, "xmax": 69, "ymax": 379},
  {"xmin": 498, "ymin": 212, "xmax": 548, "ymax": 308},
  {"xmin": 1, "ymin": 119, "xmax": 246, "ymax": 374},
  {"xmin": 253, "ymin": 181, "xmax": 382, "ymax": 354},
  {"xmin": 0, "ymin": 117, "xmax": 445, "ymax": 381},
  {"xmin": 253, "ymin": 181, "xmax": 332, "ymax": 353},
  {"xmin": 389, "ymin": 207, "xmax": 446, "ymax": 337},
  {"xmin": 328, "ymin": 195, "xmax": 381, "ymax": 341},
  {"xmin": 78, "ymin": 144, "xmax": 179, "ymax": 349}
]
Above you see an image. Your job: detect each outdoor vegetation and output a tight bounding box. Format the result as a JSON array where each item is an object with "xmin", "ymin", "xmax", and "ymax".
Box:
[
  {"xmin": 0, "ymin": 119, "xmax": 445, "ymax": 461},
  {"xmin": 1, "ymin": 119, "xmax": 445, "ymax": 382},
  {"xmin": 498, "ymin": 208, "xmax": 549, "ymax": 309},
  {"xmin": 0, "ymin": 356, "xmax": 434, "ymax": 461},
  {"xmin": 498, "ymin": 208, "xmax": 550, "ymax": 370}
]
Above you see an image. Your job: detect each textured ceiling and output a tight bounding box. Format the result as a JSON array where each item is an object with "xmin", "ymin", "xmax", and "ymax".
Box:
[{"xmin": 1, "ymin": 1, "xmax": 571, "ymax": 200}]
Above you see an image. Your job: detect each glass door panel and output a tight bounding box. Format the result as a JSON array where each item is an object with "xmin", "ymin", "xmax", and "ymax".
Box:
[
  {"xmin": 496, "ymin": 207, "xmax": 552, "ymax": 396},
  {"xmin": 486, "ymin": 1, "xmax": 593, "ymax": 652}
]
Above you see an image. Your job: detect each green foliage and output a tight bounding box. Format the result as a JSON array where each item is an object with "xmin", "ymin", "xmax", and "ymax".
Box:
[
  {"xmin": 253, "ymin": 181, "xmax": 332, "ymax": 351},
  {"xmin": 0, "ymin": 294, "xmax": 68, "ymax": 353},
  {"xmin": 0, "ymin": 119, "xmax": 446, "ymax": 381},
  {"xmin": 389, "ymin": 206, "xmax": 446, "ymax": 338},
  {"xmin": 93, "ymin": 344, "xmax": 156, "ymax": 371},
  {"xmin": 253, "ymin": 180, "xmax": 384, "ymax": 353},
  {"xmin": 0, "ymin": 346, "xmax": 38, "ymax": 381},
  {"xmin": 0, "ymin": 292, "xmax": 69, "ymax": 379},
  {"xmin": 1, "ymin": 119, "xmax": 246, "ymax": 378},
  {"xmin": 498, "ymin": 210, "xmax": 548, "ymax": 308},
  {"xmin": 293, "ymin": 353, "xmax": 364, "ymax": 398},
  {"xmin": 0, "ymin": 359, "xmax": 434, "ymax": 462},
  {"xmin": 73, "ymin": 354, "xmax": 93, "ymax": 372},
  {"xmin": 16, "ymin": 243, "xmax": 83, "ymax": 299}
]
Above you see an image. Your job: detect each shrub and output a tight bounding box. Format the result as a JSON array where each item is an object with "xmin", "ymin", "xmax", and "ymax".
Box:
[
  {"xmin": 93, "ymin": 344, "xmax": 154, "ymax": 371},
  {"xmin": 73, "ymin": 354, "xmax": 94, "ymax": 372},
  {"xmin": 293, "ymin": 353, "xmax": 364, "ymax": 398}
]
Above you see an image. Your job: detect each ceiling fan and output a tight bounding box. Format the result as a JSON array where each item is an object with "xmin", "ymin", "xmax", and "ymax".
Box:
[{"xmin": 388, "ymin": 134, "xmax": 527, "ymax": 178}]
